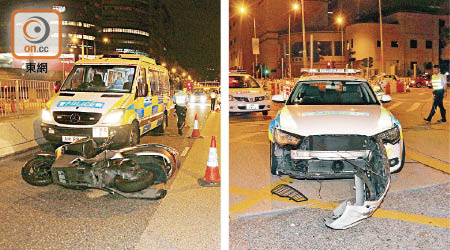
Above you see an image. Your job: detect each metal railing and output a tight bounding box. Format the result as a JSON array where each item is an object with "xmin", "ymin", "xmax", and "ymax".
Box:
[{"xmin": 0, "ymin": 79, "xmax": 54, "ymax": 118}]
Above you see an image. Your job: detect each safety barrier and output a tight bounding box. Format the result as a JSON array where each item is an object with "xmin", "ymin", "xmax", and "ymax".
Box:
[{"xmin": 0, "ymin": 79, "xmax": 54, "ymax": 118}]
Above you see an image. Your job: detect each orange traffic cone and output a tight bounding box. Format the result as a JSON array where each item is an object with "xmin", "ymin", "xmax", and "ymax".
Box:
[
  {"xmin": 189, "ymin": 114, "xmax": 202, "ymax": 138},
  {"xmin": 198, "ymin": 136, "xmax": 220, "ymax": 187}
]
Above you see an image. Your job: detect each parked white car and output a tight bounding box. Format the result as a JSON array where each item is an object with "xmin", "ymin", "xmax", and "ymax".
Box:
[{"xmin": 229, "ymin": 73, "xmax": 270, "ymax": 115}]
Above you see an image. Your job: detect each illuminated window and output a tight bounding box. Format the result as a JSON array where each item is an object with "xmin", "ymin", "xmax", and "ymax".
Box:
[{"xmin": 103, "ymin": 28, "xmax": 149, "ymax": 37}]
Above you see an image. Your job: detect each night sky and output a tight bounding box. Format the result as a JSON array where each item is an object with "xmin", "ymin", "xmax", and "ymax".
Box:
[{"xmin": 149, "ymin": 0, "xmax": 220, "ymax": 81}]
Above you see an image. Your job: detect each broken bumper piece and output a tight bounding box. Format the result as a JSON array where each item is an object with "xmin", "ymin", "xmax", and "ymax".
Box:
[
  {"xmin": 324, "ymin": 179, "xmax": 390, "ymax": 229},
  {"xmin": 325, "ymin": 137, "xmax": 391, "ymax": 230}
]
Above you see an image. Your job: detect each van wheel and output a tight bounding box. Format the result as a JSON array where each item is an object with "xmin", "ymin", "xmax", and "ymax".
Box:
[
  {"xmin": 158, "ymin": 112, "xmax": 167, "ymax": 133},
  {"xmin": 129, "ymin": 122, "xmax": 140, "ymax": 146}
]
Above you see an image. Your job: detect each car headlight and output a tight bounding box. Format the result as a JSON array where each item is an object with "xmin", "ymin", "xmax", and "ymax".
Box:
[
  {"xmin": 42, "ymin": 108, "xmax": 52, "ymax": 123},
  {"xmin": 273, "ymin": 128, "xmax": 303, "ymax": 147},
  {"xmin": 411, "ymin": 80, "xmax": 415, "ymax": 83},
  {"xmin": 102, "ymin": 109, "xmax": 124, "ymax": 125},
  {"xmin": 229, "ymin": 95, "xmax": 234, "ymax": 101},
  {"xmin": 377, "ymin": 126, "xmax": 400, "ymax": 144}
]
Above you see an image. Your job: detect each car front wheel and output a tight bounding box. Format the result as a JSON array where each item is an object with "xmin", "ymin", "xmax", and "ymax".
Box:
[{"xmin": 270, "ymin": 142, "xmax": 278, "ymax": 175}]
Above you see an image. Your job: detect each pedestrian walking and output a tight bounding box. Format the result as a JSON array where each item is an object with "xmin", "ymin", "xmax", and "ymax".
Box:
[
  {"xmin": 210, "ymin": 91, "xmax": 217, "ymax": 112},
  {"xmin": 424, "ymin": 65, "xmax": 447, "ymax": 123}
]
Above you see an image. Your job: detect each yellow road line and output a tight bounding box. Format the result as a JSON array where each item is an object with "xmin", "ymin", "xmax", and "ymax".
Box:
[
  {"xmin": 406, "ymin": 147, "xmax": 450, "ymax": 174},
  {"xmin": 230, "ymin": 185, "xmax": 450, "ymax": 228}
]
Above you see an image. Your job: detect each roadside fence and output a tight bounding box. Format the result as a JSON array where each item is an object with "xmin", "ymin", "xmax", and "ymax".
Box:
[{"xmin": 0, "ymin": 79, "xmax": 54, "ymax": 118}]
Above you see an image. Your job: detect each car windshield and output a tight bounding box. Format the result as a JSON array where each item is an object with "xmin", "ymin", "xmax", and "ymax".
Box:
[
  {"xmin": 229, "ymin": 75, "xmax": 260, "ymax": 88},
  {"xmin": 60, "ymin": 65, "xmax": 136, "ymax": 93},
  {"xmin": 286, "ymin": 80, "xmax": 379, "ymax": 105}
]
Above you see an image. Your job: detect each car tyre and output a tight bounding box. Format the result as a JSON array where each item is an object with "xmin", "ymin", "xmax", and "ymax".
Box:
[
  {"xmin": 416, "ymin": 82, "xmax": 422, "ymax": 88},
  {"xmin": 262, "ymin": 110, "xmax": 269, "ymax": 116},
  {"xmin": 270, "ymin": 142, "xmax": 278, "ymax": 175},
  {"xmin": 129, "ymin": 122, "xmax": 140, "ymax": 146},
  {"xmin": 21, "ymin": 156, "xmax": 53, "ymax": 186},
  {"xmin": 392, "ymin": 142, "xmax": 405, "ymax": 174}
]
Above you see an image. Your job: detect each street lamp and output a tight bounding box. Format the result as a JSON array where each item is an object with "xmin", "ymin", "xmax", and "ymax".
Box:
[
  {"xmin": 336, "ymin": 16, "xmax": 344, "ymax": 63},
  {"xmin": 238, "ymin": 6, "xmax": 259, "ymax": 78},
  {"xmin": 300, "ymin": 0, "xmax": 307, "ymax": 69},
  {"xmin": 171, "ymin": 68, "xmax": 177, "ymax": 74},
  {"xmin": 182, "ymin": 72, "xmax": 186, "ymax": 77},
  {"xmin": 289, "ymin": 3, "xmax": 300, "ymax": 78}
]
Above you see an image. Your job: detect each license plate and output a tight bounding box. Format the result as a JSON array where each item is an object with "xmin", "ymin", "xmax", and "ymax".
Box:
[
  {"xmin": 93, "ymin": 127, "xmax": 108, "ymax": 138},
  {"xmin": 246, "ymin": 104, "xmax": 259, "ymax": 110},
  {"xmin": 57, "ymin": 171, "xmax": 66, "ymax": 183},
  {"xmin": 62, "ymin": 136, "xmax": 86, "ymax": 143}
]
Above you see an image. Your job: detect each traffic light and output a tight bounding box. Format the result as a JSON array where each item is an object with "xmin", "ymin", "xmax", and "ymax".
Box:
[
  {"xmin": 313, "ymin": 42, "xmax": 320, "ymax": 63},
  {"xmin": 348, "ymin": 49, "xmax": 356, "ymax": 63},
  {"xmin": 368, "ymin": 57, "xmax": 373, "ymax": 68},
  {"xmin": 362, "ymin": 58, "xmax": 368, "ymax": 67},
  {"xmin": 186, "ymin": 81, "xmax": 193, "ymax": 91}
]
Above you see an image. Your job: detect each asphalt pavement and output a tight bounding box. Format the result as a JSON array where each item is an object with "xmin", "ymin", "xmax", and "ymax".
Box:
[
  {"xmin": 0, "ymin": 102, "xmax": 221, "ymax": 250},
  {"xmin": 229, "ymin": 88, "xmax": 450, "ymax": 249}
]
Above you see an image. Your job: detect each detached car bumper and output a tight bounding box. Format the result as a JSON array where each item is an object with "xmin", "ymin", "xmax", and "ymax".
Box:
[{"xmin": 41, "ymin": 123, "xmax": 131, "ymax": 147}]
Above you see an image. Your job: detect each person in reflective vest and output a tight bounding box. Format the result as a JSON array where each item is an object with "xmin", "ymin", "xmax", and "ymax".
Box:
[
  {"xmin": 425, "ymin": 65, "xmax": 447, "ymax": 123},
  {"xmin": 173, "ymin": 89, "xmax": 188, "ymax": 135}
]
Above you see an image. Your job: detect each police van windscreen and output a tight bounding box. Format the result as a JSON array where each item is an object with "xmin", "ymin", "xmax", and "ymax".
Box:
[
  {"xmin": 286, "ymin": 81, "xmax": 379, "ymax": 105},
  {"xmin": 229, "ymin": 75, "xmax": 260, "ymax": 88},
  {"xmin": 60, "ymin": 65, "xmax": 136, "ymax": 93}
]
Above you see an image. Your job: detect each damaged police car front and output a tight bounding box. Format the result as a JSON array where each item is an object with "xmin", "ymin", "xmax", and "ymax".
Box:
[{"xmin": 268, "ymin": 74, "xmax": 404, "ymax": 229}]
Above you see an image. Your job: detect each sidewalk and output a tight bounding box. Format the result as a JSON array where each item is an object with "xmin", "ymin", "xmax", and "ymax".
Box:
[
  {"xmin": 0, "ymin": 112, "xmax": 49, "ymax": 159},
  {"xmin": 136, "ymin": 111, "xmax": 221, "ymax": 250}
]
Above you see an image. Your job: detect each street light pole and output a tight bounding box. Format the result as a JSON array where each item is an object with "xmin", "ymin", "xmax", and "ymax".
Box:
[
  {"xmin": 301, "ymin": 0, "xmax": 307, "ymax": 69},
  {"xmin": 289, "ymin": 14, "xmax": 291, "ymax": 78},
  {"xmin": 253, "ymin": 17, "xmax": 257, "ymax": 74},
  {"xmin": 378, "ymin": 0, "xmax": 384, "ymax": 75}
]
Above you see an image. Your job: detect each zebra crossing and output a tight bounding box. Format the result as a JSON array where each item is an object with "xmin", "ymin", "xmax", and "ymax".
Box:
[{"xmin": 384, "ymin": 99, "xmax": 449, "ymax": 113}]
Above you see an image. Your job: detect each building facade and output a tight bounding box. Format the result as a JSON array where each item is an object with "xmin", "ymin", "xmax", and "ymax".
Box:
[
  {"xmin": 0, "ymin": 0, "xmax": 151, "ymax": 71},
  {"xmin": 230, "ymin": 0, "xmax": 449, "ymax": 78}
]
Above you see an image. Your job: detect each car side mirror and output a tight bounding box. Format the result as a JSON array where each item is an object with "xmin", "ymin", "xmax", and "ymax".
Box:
[
  {"xmin": 272, "ymin": 94, "xmax": 285, "ymax": 103},
  {"xmin": 380, "ymin": 94, "xmax": 391, "ymax": 103}
]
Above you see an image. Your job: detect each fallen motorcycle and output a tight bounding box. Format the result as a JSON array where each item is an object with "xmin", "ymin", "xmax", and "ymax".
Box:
[{"xmin": 21, "ymin": 137, "xmax": 180, "ymax": 199}]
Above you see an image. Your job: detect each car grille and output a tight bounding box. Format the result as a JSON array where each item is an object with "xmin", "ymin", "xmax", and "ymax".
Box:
[
  {"xmin": 234, "ymin": 96, "xmax": 265, "ymax": 102},
  {"xmin": 53, "ymin": 111, "xmax": 102, "ymax": 125},
  {"xmin": 302, "ymin": 135, "xmax": 367, "ymax": 151}
]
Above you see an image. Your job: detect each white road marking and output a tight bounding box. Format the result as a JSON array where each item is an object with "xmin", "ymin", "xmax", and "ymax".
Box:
[
  {"xmin": 406, "ymin": 102, "xmax": 421, "ymax": 112},
  {"xmin": 387, "ymin": 102, "xmax": 403, "ymax": 110},
  {"xmin": 86, "ymin": 189, "xmax": 109, "ymax": 198},
  {"xmin": 181, "ymin": 147, "xmax": 190, "ymax": 157}
]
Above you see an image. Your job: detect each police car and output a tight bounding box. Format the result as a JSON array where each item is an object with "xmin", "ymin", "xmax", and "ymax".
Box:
[
  {"xmin": 229, "ymin": 71, "xmax": 270, "ymax": 115},
  {"xmin": 269, "ymin": 71, "xmax": 405, "ymax": 178}
]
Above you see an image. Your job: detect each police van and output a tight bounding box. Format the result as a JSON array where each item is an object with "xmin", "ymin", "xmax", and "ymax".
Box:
[
  {"xmin": 41, "ymin": 54, "xmax": 172, "ymax": 147},
  {"xmin": 229, "ymin": 70, "xmax": 270, "ymax": 115}
]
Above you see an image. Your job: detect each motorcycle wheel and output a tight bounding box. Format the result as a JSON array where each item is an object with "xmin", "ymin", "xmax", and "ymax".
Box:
[
  {"xmin": 21, "ymin": 156, "xmax": 53, "ymax": 186},
  {"xmin": 114, "ymin": 170, "xmax": 155, "ymax": 193}
]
